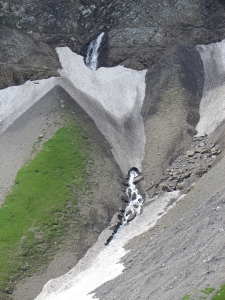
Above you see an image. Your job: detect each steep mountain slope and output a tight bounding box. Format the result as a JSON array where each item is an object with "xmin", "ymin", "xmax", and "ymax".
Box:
[{"xmin": 0, "ymin": 1, "xmax": 225, "ymax": 300}]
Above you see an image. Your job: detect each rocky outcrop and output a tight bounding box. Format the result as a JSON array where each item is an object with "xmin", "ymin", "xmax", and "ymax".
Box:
[
  {"xmin": 0, "ymin": 26, "xmax": 60, "ymax": 89},
  {"xmin": 141, "ymin": 44, "xmax": 204, "ymax": 192},
  {"xmin": 1, "ymin": 0, "xmax": 225, "ymax": 86},
  {"xmin": 150, "ymin": 134, "xmax": 222, "ymax": 196}
]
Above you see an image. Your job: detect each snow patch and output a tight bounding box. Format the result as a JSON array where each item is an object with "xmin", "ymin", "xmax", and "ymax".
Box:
[
  {"xmin": 0, "ymin": 47, "xmax": 147, "ymax": 174},
  {"xmin": 196, "ymin": 39, "xmax": 225, "ymax": 136},
  {"xmin": 35, "ymin": 191, "xmax": 182, "ymax": 300}
]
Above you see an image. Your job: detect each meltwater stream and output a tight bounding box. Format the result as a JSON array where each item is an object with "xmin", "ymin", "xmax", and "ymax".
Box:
[
  {"xmin": 85, "ymin": 32, "xmax": 104, "ymax": 71},
  {"xmin": 123, "ymin": 169, "xmax": 144, "ymax": 224},
  {"xmin": 106, "ymin": 169, "xmax": 144, "ymax": 245}
]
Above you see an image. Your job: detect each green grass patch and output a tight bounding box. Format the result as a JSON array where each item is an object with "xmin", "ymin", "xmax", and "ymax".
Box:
[
  {"xmin": 183, "ymin": 284, "xmax": 225, "ymax": 300},
  {"xmin": 201, "ymin": 287, "xmax": 215, "ymax": 295},
  {"xmin": 0, "ymin": 124, "xmax": 91, "ymax": 297},
  {"xmin": 212, "ymin": 284, "xmax": 225, "ymax": 300},
  {"xmin": 183, "ymin": 295, "xmax": 192, "ymax": 300}
]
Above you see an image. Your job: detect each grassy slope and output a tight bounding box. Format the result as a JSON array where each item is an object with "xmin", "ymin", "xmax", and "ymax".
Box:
[
  {"xmin": 0, "ymin": 124, "xmax": 91, "ymax": 298},
  {"xmin": 182, "ymin": 284, "xmax": 225, "ymax": 300}
]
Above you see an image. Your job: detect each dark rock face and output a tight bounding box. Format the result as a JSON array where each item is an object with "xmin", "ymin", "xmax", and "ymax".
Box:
[
  {"xmin": 141, "ymin": 44, "xmax": 204, "ymax": 191},
  {"xmin": 0, "ymin": 0, "xmax": 225, "ymax": 86},
  {"xmin": 0, "ymin": 26, "xmax": 60, "ymax": 89},
  {"xmin": 105, "ymin": 0, "xmax": 225, "ymax": 69},
  {"xmin": 142, "ymin": 44, "xmax": 204, "ymax": 125}
]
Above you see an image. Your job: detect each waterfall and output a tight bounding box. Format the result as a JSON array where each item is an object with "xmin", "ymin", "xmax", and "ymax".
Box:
[
  {"xmin": 105, "ymin": 168, "xmax": 144, "ymax": 245},
  {"xmin": 122, "ymin": 169, "xmax": 144, "ymax": 224},
  {"xmin": 85, "ymin": 32, "xmax": 104, "ymax": 71}
]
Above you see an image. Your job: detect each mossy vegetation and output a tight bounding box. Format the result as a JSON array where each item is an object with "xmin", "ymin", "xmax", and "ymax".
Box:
[
  {"xmin": 0, "ymin": 124, "xmax": 91, "ymax": 298},
  {"xmin": 212, "ymin": 284, "xmax": 225, "ymax": 299},
  {"xmin": 182, "ymin": 284, "xmax": 225, "ymax": 300},
  {"xmin": 183, "ymin": 295, "xmax": 192, "ymax": 300}
]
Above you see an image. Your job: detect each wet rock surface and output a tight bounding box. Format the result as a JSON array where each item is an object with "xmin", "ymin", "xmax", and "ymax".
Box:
[{"xmin": 105, "ymin": 170, "xmax": 145, "ymax": 246}]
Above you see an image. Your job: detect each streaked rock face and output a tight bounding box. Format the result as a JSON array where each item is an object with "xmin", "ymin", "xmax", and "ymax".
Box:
[{"xmin": 1, "ymin": 0, "xmax": 225, "ymax": 87}]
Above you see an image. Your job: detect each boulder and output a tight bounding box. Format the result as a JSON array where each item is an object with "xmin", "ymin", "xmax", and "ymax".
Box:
[
  {"xmin": 127, "ymin": 212, "xmax": 136, "ymax": 223},
  {"xmin": 121, "ymin": 194, "xmax": 129, "ymax": 203},
  {"xmin": 195, "ymin": 168, "xmax": 207, "ymax": 177},
  {"xmin": 186, "ymin": 150, "xmax": 195, "ymax": 157},
  {"xmin": 159, "ymin": 183, "xmax": 171, "ymax": 192},
  {"xmin": 211, "ymin": 147, "xmax": 221, "ymax": 155},
  {"xmin": 133, "ymin": 175, "xmax": 143, "ymax": 184}
]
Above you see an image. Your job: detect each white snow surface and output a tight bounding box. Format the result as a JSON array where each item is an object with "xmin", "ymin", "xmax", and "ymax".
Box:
[
  {"xmin": 0, "ymin": 47, "xmax": 146, "ymax": 174},
  {"xmin": 0, "ymin": 77, "xmax": 58, "ymax": 135},
  {"xmin": 196, "ymin": 39, "xmax": 225, "ymax": 136},
  {"xmin": 35, "ymin": 191, "xmax": 182, "ymax": 300}
]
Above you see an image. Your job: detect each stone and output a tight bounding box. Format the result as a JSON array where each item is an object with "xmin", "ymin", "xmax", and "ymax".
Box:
[
  {"xmin": 127, "ymin": 212, "xmax": 136, "ymax": 223},
  {"xmin": 183, "ymin": 171, "xmax": 191, "ymax": 178},
  {"xmin": 159, "ymin": 183, "xmax": 171, "ymax": 192},
  {"xmin": 131, "ymin": 192, "xmax": 137, "ymax": 200},
  {"xmin": 195, "ymin": 147, "xmax": 203, "ymax": 153},
  {"xmin": 177, "ymin": 183, "xmax": 183, "ymax": 190},
  {"xmin": 211, "ymin": 147, "xmax": 221, "ymax": 155},
  {"xmin": 39, "ymin": 133, "xmax": 44, "ymax": 138},
  {"xmin": 121, "ymin": 194, "xmax": 129, "ymax": 203},
  {"xmin": 125, "ymin": 209, "xmax": 133, "ymax": 216},
  {"xmin": 5, "ymin": 287, "xmax": 13, "ymax": 294},
  {"xmin": 172, "ymin": 174, "xmax": 180, "ymax": 180},
  {"xmin": 168, "ymin": 183, "xmax": 176, "ymax": 190},
  {"xmin": 207, "ymin": 162, "xmax": 213, "ymax": 167},
  {"xmin": 200, "ymin": 148, "xmax": 209, "ymax": 154},
  {"xmin": 186, "ymin": 150, "xmax": 195, "ymax": 157},
  {"xmin": 195, "ymin": 168, "xmax": 207, "ymax": 177},
  {"xmin": 133, "ymin": 175, "xmax": 143, "ymax": 184}
]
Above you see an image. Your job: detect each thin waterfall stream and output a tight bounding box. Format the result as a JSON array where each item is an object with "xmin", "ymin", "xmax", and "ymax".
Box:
[
  {"xmin": 106, "ymin": 168, "xmax": 144, "ymax": 245},
  {"xmin": 123, "ymin": 168, "xmax": 144, "ymax": 224},
  {"xmin": 85, "ymin": 32, "xmax": 104, "ymax": 70},
  {"xmin": 85, "ymin": 35, "xmax": 145, "ymax": 243}
]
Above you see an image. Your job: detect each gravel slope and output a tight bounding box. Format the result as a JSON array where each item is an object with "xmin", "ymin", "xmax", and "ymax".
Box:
[{"xmin": 93, "ymin": 152, "xmax": 225, "ymax": 300}]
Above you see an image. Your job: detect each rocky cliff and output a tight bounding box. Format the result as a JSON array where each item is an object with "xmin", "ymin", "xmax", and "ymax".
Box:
[{"xmin": 1, "ymin": 0, "xmax": 225, "ymax": 87}]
